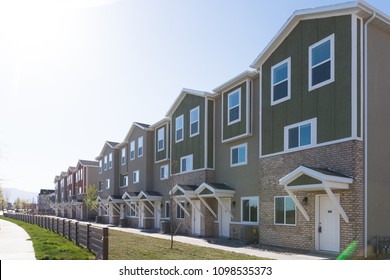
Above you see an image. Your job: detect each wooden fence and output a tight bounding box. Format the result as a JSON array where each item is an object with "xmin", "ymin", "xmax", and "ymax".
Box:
[{"xmin": 4, "ymin": 213, "xmax": 108, "ymax": 260}]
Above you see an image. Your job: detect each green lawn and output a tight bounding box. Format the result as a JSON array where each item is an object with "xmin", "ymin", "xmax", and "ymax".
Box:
[
  {"xmin": 109, "ymin": 230, "xmax": 269, "ymax": 260},
  {"xmin": 0, "ymin": 216, "xmax": 94, "ymax": 260}
]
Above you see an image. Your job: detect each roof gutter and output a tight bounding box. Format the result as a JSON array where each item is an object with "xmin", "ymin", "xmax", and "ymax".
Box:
[{"xmin": 363, "ymin": 11, "xmax": 376, "ymax": 259}]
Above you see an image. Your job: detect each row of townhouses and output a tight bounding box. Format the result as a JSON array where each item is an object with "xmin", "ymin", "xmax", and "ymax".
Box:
[{"xmin": 51, "ymin": 1, "xmax": 390, "ymax": 257}]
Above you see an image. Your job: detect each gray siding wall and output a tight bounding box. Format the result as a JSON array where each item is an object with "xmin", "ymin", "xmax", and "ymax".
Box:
[
  {"xmin": 86, "ymin": 166, "xmax": 99, "ymax": 190},
  {"xmin": 98, "ymin": 146, "xmax": 119, "ymax": 198},
  {"xmin": 367, "ymin": 23, "xmax": 390, "ymax": 238},
  {"xmin": 155, "ymin": 123, "xmax": 170, "ymax": 162}
]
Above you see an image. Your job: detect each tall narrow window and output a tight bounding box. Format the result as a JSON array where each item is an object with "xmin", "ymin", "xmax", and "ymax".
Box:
[
  {"xmin": 274, "ymin": 196, "xmax": 296, "ymax": 225},
  {"xmin": 157, "ymin": 127, "xmax": 165, "ymax": 151},
  {"xmin": 190, "ymin": 106, "xmax": 199, "ymax": 137},
  {"xmin": 130, "ymin": 141, "xmax": 135, "ymax": 160},
  {"xmin": 106, "ymin": 179, "xmax": 110, "ymax": 189},
  {"xmin": 284, "ymin": 119, "xmax": 317, "ymax": 151},
  {"xmin": 228, "ymin": 89, "xmax": 240, "ymax": 124},
  {"xmin": 309, "ymin": 34, "xmax": 335, "ymax": 91},
  {"xmin": 271, "ymin": 58, "xmax": 291, "ymax": 105},
  {"xmin": 175, "ymin": 115, "xmax": 184, "ymax": 143},
  {"xmin": 138, "ymin": 137, "xmax": 143, "ymax": 157},
  {"xmin": 121, "ymin": 148, "xmax": 126, "ymax": 165},
  {"xmin": 133, "ymin": 170, "xmax": 139, "ymax": 184},
  {"xmin": 165, "ymin": 201, "xmax": 170, "ymax": 218},
  {"xmin": 108, "ymin": 153, "xmax": 113, "ymax": 169},
  {"xmin": 176, "ymin": 201, "xmax": 185, "ymax": 219},
  {"xmin": 99, "ymin": 160, "xmax": 102, "ymax": 173},
  {"xmin": 104, "ymin": 155, "xmax": 107, "ymax": 171},
  {"xmin": 160, "ymin": 165, "xmax": 169, "ymax": 180}
]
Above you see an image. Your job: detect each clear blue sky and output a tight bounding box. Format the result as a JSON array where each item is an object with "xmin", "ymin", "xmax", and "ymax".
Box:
[{"xmin": 0, "ymin": 0, "xmax": 389, "ymax": 194}]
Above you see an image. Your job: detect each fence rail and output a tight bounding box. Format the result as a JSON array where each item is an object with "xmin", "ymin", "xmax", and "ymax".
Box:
[{"xmin": 3, "ymin": 213, "xmax": 108, "ymax": 260}]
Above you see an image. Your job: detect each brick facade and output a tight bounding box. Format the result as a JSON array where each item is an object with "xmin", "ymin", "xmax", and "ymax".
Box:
[{"xmin": 259, "ymin": 140, "xmax": 364, "ymax": 253}]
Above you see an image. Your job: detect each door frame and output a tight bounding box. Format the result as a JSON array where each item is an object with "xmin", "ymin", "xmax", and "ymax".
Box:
[
  {"xmin": 192, "ymin": 200, "xmax": 201, "ymax": 236},
  {"xmin": 315, "ymin": 194, "xmax": 340, "ymax": 252},
  {"xmin": 218, "ymin": 198, "xmax": 231, "ymax": 237}
]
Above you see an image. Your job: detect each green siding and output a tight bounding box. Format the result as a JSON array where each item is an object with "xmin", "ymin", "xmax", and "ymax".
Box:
[
  {"xmin": 262, "ymin": 15, "xmax": 352, "ymax": 155},
  {"xmin": 207, "ymin": 100, "xmax": 214, "ymax": 169},
  {"xmin": 222, "ymin": 82, "xmax": 248, "ymax": 140},
  {"xmin": 172, "ymin": 94, "xmax": 205, "ymax": 173},
  {"xmin": 288, "ymin": 175, "xmax": 322, "ymax": 186}
]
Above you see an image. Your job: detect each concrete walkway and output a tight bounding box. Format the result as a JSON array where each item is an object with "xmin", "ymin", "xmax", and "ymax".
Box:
[
  {"xmin": 0, "ymin": 216, "xmax": 36, "ymax": 260},
  {"xmin": 89, "ymin": 222, "xmax": 330, "ymax": 260}
]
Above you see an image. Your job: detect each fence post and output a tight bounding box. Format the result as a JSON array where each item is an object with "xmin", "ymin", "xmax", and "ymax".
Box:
[
  {"xmin": 86, "ymin": 224, "xmax": 91, "ymax": 252},
  {"xmin": 75, "ymin": 222, "xmax": 79, "ymax": 246},
  {"xmin": 102, "ymin": 227, "xmax": 109, "ymax": 260},
  {"xmin": 63, "ymin": 219, "xmax": 66, "ymax": 236},
  {"xmin": 68, "ymin": 220, "xmax": 71, "ymax": 240}
]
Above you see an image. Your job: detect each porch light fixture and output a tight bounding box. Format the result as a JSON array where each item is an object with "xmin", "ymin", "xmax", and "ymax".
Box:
[
  {"xmin": 302, "ymin": 197, "xmax": 308, "ymax": 206},
  {"xmin": 231, "ymin": 201, "xmax": 236, "ymax": 207}
]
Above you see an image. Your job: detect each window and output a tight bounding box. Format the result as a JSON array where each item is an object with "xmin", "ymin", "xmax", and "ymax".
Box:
[
  {"xmin": 104, "ymin": 155, "xmax": 107, "ymax": 170},
  {"xmin": 80, "ymin": 168, "xmax": 83, "ymax": 180},
  {"xmin": 68, "ymin": 189, "xmax": 72, "ymax": 197},
  {"xmin": 274, "ymin": 196, "xmax": 296, "ymax": 225},
  {"xmin": 105, "ymin": 179, "xmax": 110, "ymax": 189},
  {"xmin": 241, "ymin": 197, "xmax": 259, "ymax": 223},
  {"xmin": 138, "ymin": 136, "xmax": 143, "ymax": 157},
  {"xmin": 176, "ymin": 201, "xmax": 185, "ymax": 219},
  {"xmin": 128, "ymin": 202, "xmax": 137, "ymax": 217},
  {"xmin": 271, "ymin": 58, "xmax": 291, "ymax": 105},
  {"xmin": 78, "ymin": 186, "xmax": 82, "ymax": 194},
  {"xmin": 175, "ymin": 115, "xmax": 184, "ymax": 142},
  {"xmin": 99, "ymin": 160, "xmax": 102, "ymax": 173},
  {"xmin": 309, "ymin": 34, "xmax": 334, "ymax": 91},
  {"xmin": 98, "ymin": 181, "xmax": 103, "ymax": 191},
  {"xmin": 228, "ymin": 89, "xmax": 240, "ymax": 124},
  {"xmin": 108, "ymin": 153, "xmax": 113, "ymax": 169},
  {"xmin": 284, "ymin": 118, "xmax": 317, "ymax": 151},
  {"xmin": 230, "ymin": 143, "xmax": 247, "ymax": 167},
  {"xmin": 133, "ymin": 170, "xmax": 139, "ymax": 184},
  {"xmin": 190, "ymin": 106, "xmax": 199, "ymax": 137},
  {"xmin": 160, "ymin": 165, "xmax": 169, "ymax": 180},
  {"xmin": 165, "ymin": 201, "xmax": 170, "ymax": 218},
  {"xmin": 121, "ymin": 148, "xmax": 126, "ymax": 165},
  {"xmin": 157, "ymin": 127, "xmax": 165, "ymax": 151},
  {"xmin": 180, "ymin": 155, "xmax": 193, "ymax": 173},
  {"xmin": 120, "ymin": 174, "xmax": 128, "ymax": 187},
  {"xmin": 130, "ymin": 141, "xmax": 135, "ymax": 160}
]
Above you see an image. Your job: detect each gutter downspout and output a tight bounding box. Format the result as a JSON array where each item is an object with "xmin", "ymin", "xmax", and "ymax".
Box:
[{"xmin": 363, "ymin": 11, "xmax": 376, "ymax": 259}]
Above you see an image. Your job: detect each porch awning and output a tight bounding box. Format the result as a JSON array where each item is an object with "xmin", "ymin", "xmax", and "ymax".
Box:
[
  {"xmin": 169, "ymin": 184, "xmax": 198, "ymax": 217},
  {"xmin": 138, "ymin": 191, "xmax": 163, "ymax": 216},
  {"xmin": 279, "ymin": 166, "xmax": 353, "ymax": 223},
  {"xmin": 107, "ymin": 195, "xmax": 124, "ymax": 214}
]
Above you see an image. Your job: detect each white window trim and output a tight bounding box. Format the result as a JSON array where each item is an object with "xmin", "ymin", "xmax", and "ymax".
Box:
[
  {"xmin": 230, "ymin": 143, "xmax": 248, "ymax": 167},
  {"xmin": 106, "ymin": 178, "xmax": 110, "ymax": 189},
  {"xmin": 175, "ymin": 115, "xmax": 184, "ymax": 143},
  {"xmin": 284, "ymin": 118, "xmax": 317, "ymax": 152},
  {"xmin": 128, "ymin": 202, "xmax": 138, "ymax": 218},
  {"xmin": 130, "ymin": 141, "xmax": 135, "ymax": 160},
  {"xmin": 138, "ymin": 136, "xmax": 143, "ymax": 158},
  {"xmin": 274, "ymin": 196, "xmax": 297, "ymax": 226},
  {"xmin": 121, "ymin": 148, "xmax": 126, "ymax": 165},
  {"xmin": 108, "ymin": 153, "xmax": 113, "ymax": 169},
  {"xmin": 227, "ymin": 89, "xmax": 241, "ymax": 125},
  {"xmin": 104, "ymin": 155, "xmax": 108, "ymax": 171},
  {"xmin": 309, "ymin": 34, "xmax": 335, "ymax": 91},
  {"xmin": 160, "ymin": 164, "xmax": 169, "ymax": 180},
  {"xmin": 133, "ymin": 170, "xmax": 140, "ymax": 184},
  {"xmin": 120, "ymin": 174, "xmax": 128, "ymax": 188},
  {"xmin": 157, "ymin": 127, "xmax": 165, "ymax": 152},
  {"xmin": 190, "ymin": 106, "xmax": 200, "ymax": 137},
  {"xmin": 241, "ymin": 196, "xmax": 259, "ymax": 224},
  {"xmin": 271, "ymin": 57, "xmax": 291, "ymax": 106},
  {"xmin": 180, "ymin": 154, "xmax": 193, "ymax": 173},
  {"xmin": 99, "ymin": 160, "xmax": 102, "ymax": 174},
  {"xmin": 176, "ymin": 201, "xmax": 185, "ymax": 219}
]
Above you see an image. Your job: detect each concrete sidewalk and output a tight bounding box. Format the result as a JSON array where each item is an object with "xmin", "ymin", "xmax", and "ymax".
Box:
[
  {"xmin": 89, "ymin": 221, "xmax": 330, "ymax": 260},
  {"xmin": 0, "ymin": 216, "xmax": 36, "ymax": 260}
]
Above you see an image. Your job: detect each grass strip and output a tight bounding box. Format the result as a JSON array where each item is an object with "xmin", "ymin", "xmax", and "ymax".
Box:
[
  {"xmin": 1, "ymin": 216, "xmax": 94, "ymax": 260},
  {"xmin": 109, "ymin": 229, "xmax": 269, "ymax": 260}
]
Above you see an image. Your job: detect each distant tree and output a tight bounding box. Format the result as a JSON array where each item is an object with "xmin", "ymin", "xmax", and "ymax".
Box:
[
  {"xmin": 14, "ymin": 197, "xmax": 23, "ymax": 210},
  {"xmin": 0, "ymin": 185, "xmax": 7, "ymax": 210},
  {"xmin": 85, "ymin": 184, "xmax": 98, "ymax": 221}
]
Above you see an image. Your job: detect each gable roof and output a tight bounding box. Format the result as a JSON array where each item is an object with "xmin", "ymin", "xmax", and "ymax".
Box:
[
  {"xmin": 96, "ymin": 141, "xmax": 120, "ymax": 160},
  {"xmin": 77, "ymin": 159, "xmax": 99, "ymax": 168},
  {"xmin": 250, "ymin": 1, "xmax": 390, "ymax": 69},
  {"xmin": 213, "ymin": 70, "xmax": 258, "ymax": 93},
  {"xmin": 120, "ymin": 122, "xmax": 152, "ymax": 146},
  {"xmin": 165, "ymin": 88, "xmax": 216, "ymax": 117}
]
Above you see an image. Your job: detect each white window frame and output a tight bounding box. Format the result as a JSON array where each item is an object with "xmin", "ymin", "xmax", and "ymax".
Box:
[
  {"xmin": 105, "ymin": 178, "xmax": 110, "ymax": 189},
  {"xmin": 121, "ymin": 148, "xmax": 126, "ymax": 165},
  {"xmin": 157, "ymin": 127, "xmax": 165, "ymax": 152},
  {"xmin": 230, "ymin": 143, "xmax": 248, "ymax": 167},
  {"xmin": 180, "ymin": 154, "xmax": 193, "ymax": 173},
  {"xmin": 160, "ymin": 164, "xmax": 169, "ymax": 180},
  {"xmin": 274, "ymin": 196, "xmax": 296, "ymax": 226},
  {"xmin": 176, "ymin": 201, "xmax": 185, "ymax": 219},
  {"xmin": 227, "ymin": 89, "xmax": 241, "ymax": 125},
  {"xmin": 165, "ymin": 201, "xmax": 170, "ymax": 218},
  {"xmin": 130, "ymin": 141, "xmax": 135, "ymax": 160},
  {"xmin": 104, "ymin": 155, "xmax": 107, "ymax": 171},
  {"xmin": 138, "ymin": 136, "xmax": 143, "ymax": 157},
  {"xmin": 133, "ymin": 170, "xmax": 140, "ymax": 184},
  {"xmin": 271, "ymin": 57, "xmax": 291, "ymax": 106},
  {"xmin": 190, "ymin": 106, "xmax": 200, "ymax": 137},
  {"xmin": 284, "ymin": 118, "xmax": 317, "ymax": 152},
  {"xmin": 309, "ymin": 34, "xmax": 335, "ymax": 91},
  {"xmin": 120, "ymin": 174, "xmax": 128, "ymax": 188},
  {"xmin": 175, "ymin": 115, "xmax": 184, "ymax": 143},
  {"xmin": 241, "ymin": 196, "xmax": 259, "ymax": 224},
  {"xmin": 99, "ymin": 160, "xmax": 102, "ymax": 173},
  {"xmin": 128, "ymin": 202, "xmax": 138, "ymax": 217},
  {"xmin": 108, "ymin": 153, "xmax": 113, "ymax": 169}
]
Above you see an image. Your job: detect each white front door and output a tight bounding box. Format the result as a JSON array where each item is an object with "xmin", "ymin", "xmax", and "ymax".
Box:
[
  {"xmin": 317, "ymin": 195, "xmax": 340, "ymax": 252},
  {"xmin": 218, "ymin": 198, "xmax": 231, "ymax": 237},
  {"xmin": 193, "ymin": 200, "xmax": 201, "ymax": 236}
]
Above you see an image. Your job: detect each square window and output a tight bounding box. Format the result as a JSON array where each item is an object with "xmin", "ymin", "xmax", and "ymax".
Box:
[
  {"xmin": 231, "ymin": 143, "xmax": 247, "ymax": 166},
  {"xmin": 190, "ymin": 107, "xmax": 199, "ymax": 137},
  {"xmin": 160, "ymin": 165, "xmax": 169, "ymax": 180},
  {"xmin": 175, "ymin": 115, "xmax": 184, "ymax": 142},
  {"xmin": 228, "ymin": 90, "xmax": 240, "ymax": 124},
  {"xmin": 241, "ymin": 197, "xmax": 259, "ymax": 223},
  {"xmin": 120, "ymin": 174, "xmax": 128, "ymax": 187},
  {"xmin": 274, "ymin": 196, "xmax": 296, "ymax": 225},
  {"xmin": 271, "ymin": 58, "xmax": 291, "ymax": 105},
  {"xmin": 180, "ymin": 155, "xmax": 193, "ymax": 173},
  {"xmin": 309, "ymin": 34, "xmax": 334, "ymax": 91},
  {"xmin": 285, "ymin": 119, "xmax": 316, "ymax": 151},
  {"xmin": 157, "ymin": 127, "xmax": 165, "ymax": 151}
]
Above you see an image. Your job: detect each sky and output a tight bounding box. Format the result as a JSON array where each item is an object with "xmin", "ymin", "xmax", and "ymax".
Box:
[{"xmin": 0, "ymin": 0, "xmax": 389, "ymax": 194}]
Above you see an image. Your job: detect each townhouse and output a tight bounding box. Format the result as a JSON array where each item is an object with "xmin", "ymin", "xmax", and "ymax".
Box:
[{"xmin": 250, "ymin": 1, "xmax": 390, "ymax": 256}]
